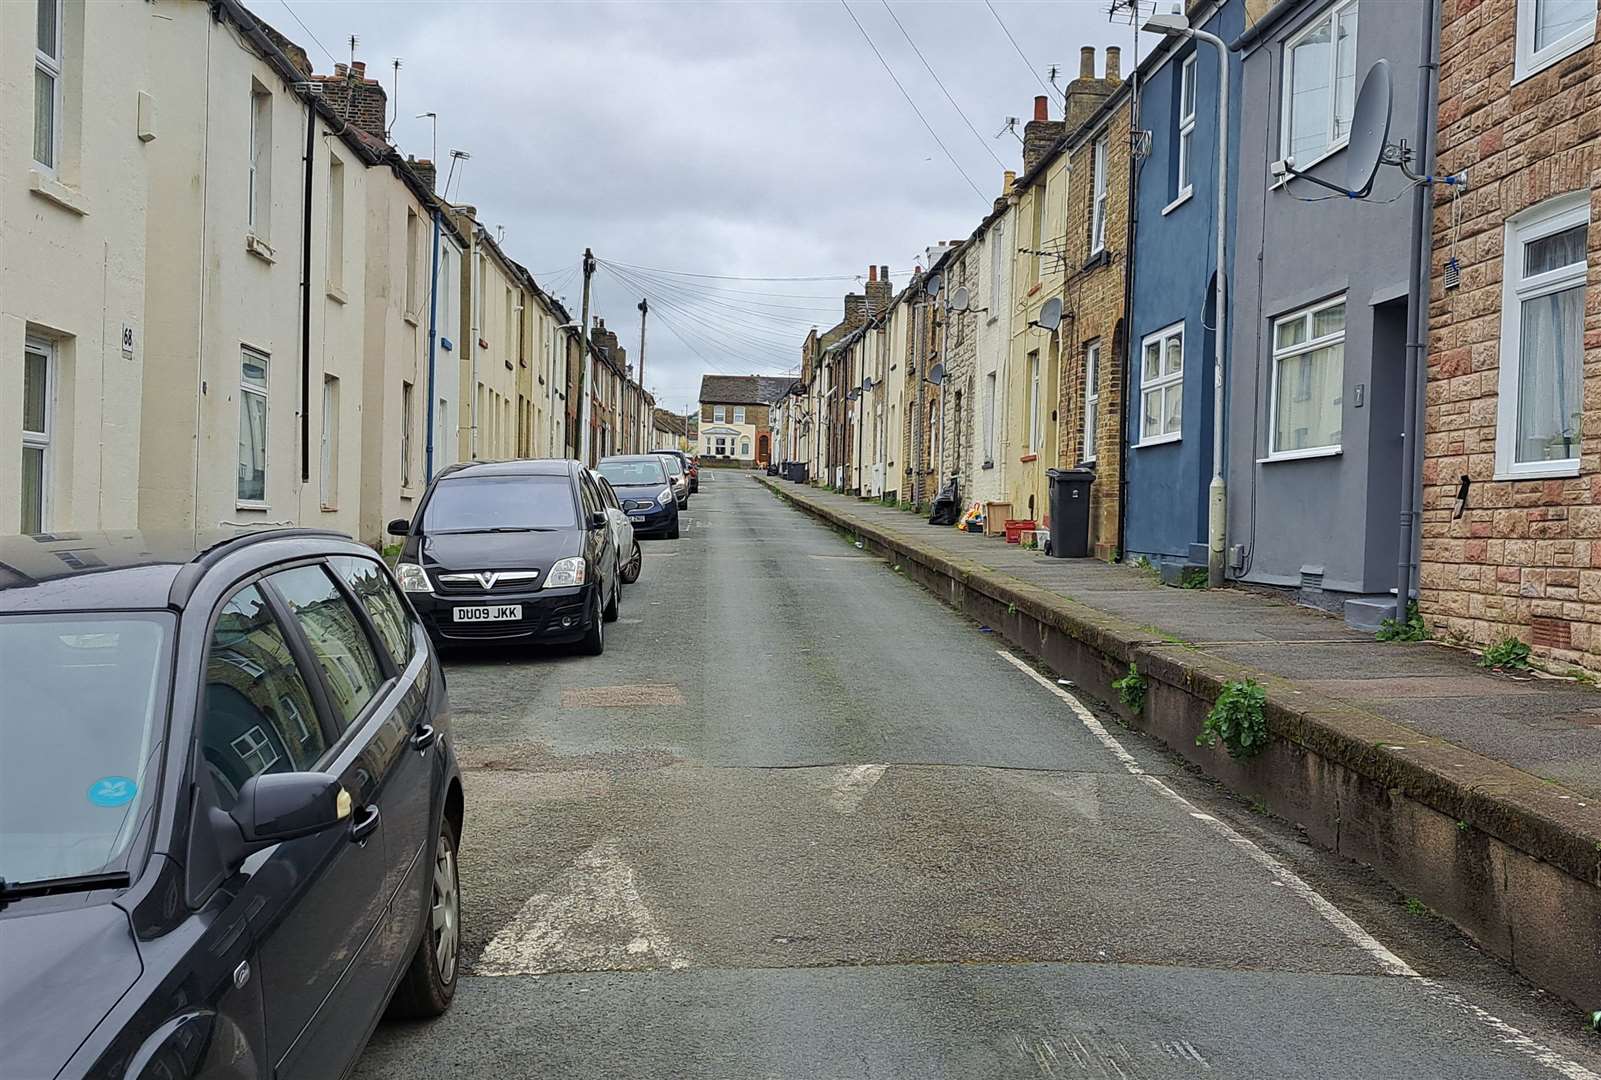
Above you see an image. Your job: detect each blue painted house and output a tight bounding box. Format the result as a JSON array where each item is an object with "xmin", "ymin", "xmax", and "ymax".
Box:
[{"xmin": 1123, "ymin": 0, "xmax": 1247, "ymax": 575}]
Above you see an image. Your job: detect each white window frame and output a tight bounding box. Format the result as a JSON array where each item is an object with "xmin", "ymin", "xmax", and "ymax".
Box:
[
  {"xmin": 1083, "ymin": 339, "xmax": 1101, "ymax": 462},
  {"xmin": 989, "ymin": 225, "xmax": 1004, "ymax": 322},
  {"xmin": 326, "ymin": 155, "xmax": 345, "ymax": 293},
  {"xmin": 402, "ymin": 382, "xmax": 416, "ymax": 488},
  {"xmin": 319, "ymin": 375, "xmax": 339, "ymax": 510},
  {"xmin": 734, "ymin": 406, "xmax": 746, "ymax": 424},
  {"xmin": 21, "ymin": 336, "xmax": 54, "ymax": 533},
  {"xmin": 1138, "ymin": 322, "xmax": 1184, "ymax": 446},
  {"xmin": 1091, "ymin": 136, "xmax": 1109, "ymax": 254},
  {"xmin": 1027, "ymin": 350, "xmax": 1042, "ymax": 453},
  {"xmin": 33, "ymin": 0, "xmax": 63, "ymax": 172},
  {"xmin": 713, "ymin": 405, "xmax": 725, "ymax": 423},
  {"xmin": 982, "ymin": 370, "xmax": 997, "ymax": 466},
  {"xmin": 1280, "ymin": 0, "xmax": 1359, "ymax": 169},
  {"xmin": 238, "ymin": 347, "xmax": 269, "ymax": 507},
  {"xmin": 248, "ymin": 82, "xmax": 272, "ymax": 238},
  {"xmin": 1177, "ymin": 54, "xmax": 1197, "ymax": 200},
  {"xmin": 1495, "ymin": 191, "xmax": 1591, "ymax": 479},
  {"xmin": 1515, "ymin": 0, "xmax": 1597, "ymax": 82},
  {"xmin": 1268, "ymin": 296, "xmax": 1346, "ymax": 460}
]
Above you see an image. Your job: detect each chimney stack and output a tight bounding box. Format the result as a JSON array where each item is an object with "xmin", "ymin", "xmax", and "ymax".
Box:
[
  {"xmin": 865, "ymin": 265, "xmax": 891, "ymax": 317},
  {"xmin": 406, "ymin": 155, "xmax": 436, "ymax": 192},
  {"xmin": 314, "ymin": 59, "xmax": 390, "ymax": 142},
  {"xmin": 1022, "ymin": 94, "xmax": 1066, "ymax": 174},
  {"xmin": 1079, "ymin": 46, "xmax": 1095, "ymax": 78},
  {"xmin": 1106, "ymin": 46, "xmax": 1121, "ymax": 82},
  {"xmin": 1063, "ymin": 43, "xmax": 1118, "ymax": 130}
]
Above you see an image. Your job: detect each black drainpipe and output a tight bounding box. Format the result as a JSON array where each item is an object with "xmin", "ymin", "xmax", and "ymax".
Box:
[{"xmin": 299, "ymin": 100, "xmax": 314, "ymax": 483}]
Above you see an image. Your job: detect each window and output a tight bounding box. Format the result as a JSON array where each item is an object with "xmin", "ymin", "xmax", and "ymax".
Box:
[
  {"xmin": 1091, "ymin": 136, "xmax": 1109, "ymax": 254},
  {"xmin": 1497, "ymin": 193, "xmax": 1589, "ymax": 476},
  {"xmin": 1084, "ymin": 340, "xmax": 1101, "ymax": 462},
  {"xmin": 1282, "ymin": 0, "xmax": 1358, "ymax": 164},
  {"xmin": 734, "ymin": 406, "xmax": 746, "ymax": 424},
  {"xmin": 331, "ymin": 556, "xmax": 416, "ymax": 669},
  {"xmin": 713, "ymin": 405, "xmax": 725, "ymax": 422},
  {"xmin": 405, "ymin": 209, "xmax": 421, "ymax": 316},
  {"xmin": 202, "ymin": 585, "xmax": 325, "ymax": 810},
  {"xmin": 21, "ymin": 338, "xmax": 52, "ymax": 533},
  {"xmin": 505, "ymin": 288, "xmax": 516, "ymax": 367},
  {"xmin": 1516, "ymin": 0, "xmax": 1597, "ymax": 80},
  {"xmin": 270, "ymin": 565, "xmax": 385, "ymax": 733},
  {"xmin": 741, "ymin": 438, "xmax": 751, "ymax": 456},
  {"xmin": 401, "ymin": 381, "xmax": 415, "ymax": 488},
  {"xmin": 1139, "ymin": 323, "xmax": 1184, "ymax": 445},
  {"xmin": 319, "ymin": 375, "xmax": 339, "ymax": 510},
  {"xmin": 982, "ymin": 372, "xmax": 997, "ymax": 466},
  {"xmin": 1270, "ymin": 298, "xmax": 1345, "ymax": 456},
  {"xmin": 238, "ymin": 348, "xmax": 268, "ymax": 503},
  {"xmin": 1028, "ymin": 350, "xmax": 1042, "ymax": 452},
  {"xmin": 1177, "ymin": 54, "xmax": 1197, "ymax": 198},
  {"xmin": 989, "ymin": 224, "xmax": 1005, "ymax": 318},
  {"xmin": 248, "ymin": 82, "xmax": 272, "ymax": 237},
  {"xmin": 327, "ymin": 156, "xmax": 345, "ymax": 290},
  {"xmin": 33, "ymin": 0, "xmax": 62, "ymax": 170},
  {"xmin": 1029, "ymin": 192, "xmax": 1045, "ymax": 283}
]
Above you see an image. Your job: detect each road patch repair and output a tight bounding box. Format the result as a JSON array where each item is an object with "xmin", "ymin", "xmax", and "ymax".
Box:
[{"xmin": 755, "ymin": 475, "xmax": 1601, "ymax": 1013}]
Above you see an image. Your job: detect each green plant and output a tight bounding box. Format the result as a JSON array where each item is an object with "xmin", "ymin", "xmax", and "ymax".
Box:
[
  {"xmin": 1112, "ymin": 663, "xmax": 1147, "ymax": 713},
  {"xmin": 1133, "ymin": 555, "xmax": 1153, "ymax": 570},
  {"xmin": 1404, "ymin": 897, "xmax": 1427, "ymax": 917},
  {"xmin": 1007, "ymin": 601, "xmax": 1018, "ymax": 616},
  {"xmin": 1456, "ymin": 819, "xmax": 1470, "ymax": 832},
  {"xmin": 1376, "ymin": 601, "xmax": 1429, "ymax": 642},
  {"xmin": 1479, "ymin": 635, "xmax": 1532, "ymax": 671},
  {"xmin": 1250, "ymin": 795, "xmax": 1269, "ymax": 815},
  {"xmin": 1197, "ymin": 678, "xmax": 1269, "ymax": 759},
  {"xmin": 1179, "ymin": 567, "xmax": 1208, "ymax": 589}
]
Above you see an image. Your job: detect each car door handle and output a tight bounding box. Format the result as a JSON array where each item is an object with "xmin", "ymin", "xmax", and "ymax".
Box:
[
  {"xmin": 349, "ymin": 803, "xmax": 380, "ymax": 844},
  {"xmin": 411, "ymin": 723, "xmax": 437, "ymax": 752}
]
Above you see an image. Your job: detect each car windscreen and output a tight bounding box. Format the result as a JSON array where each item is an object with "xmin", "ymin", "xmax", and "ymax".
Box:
[
  {"xmin": 422, "ymin": 475, "xmax": 578, "ymax": 532},
  {"xmin": 655, "ymin": 455, "xmax": 685, "ymax": 477},
  {"xmin": 599, "ymin": 459, "xmax": 668, "ymax": 486},
  {"xmin": 0, "ymin": 613, "xmax": 173, "ymax": 884}
]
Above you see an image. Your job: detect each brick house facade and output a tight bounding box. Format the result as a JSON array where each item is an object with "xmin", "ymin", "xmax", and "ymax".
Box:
[{"xmin": 1420, "ymin": 0, "xmax": 1601, "ymax": 666}]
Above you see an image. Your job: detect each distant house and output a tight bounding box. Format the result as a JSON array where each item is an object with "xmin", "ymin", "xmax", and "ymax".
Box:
[{"xmin": 698, "ymin": 374, "xmax": 797, "ymax": 466}]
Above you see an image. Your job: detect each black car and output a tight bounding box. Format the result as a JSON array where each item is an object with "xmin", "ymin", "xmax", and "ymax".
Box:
[
  {"xmin": 0, "ymin": 528, "xmax": 462, "ymax": 1080},
  {"xmin": 598, "ymin": 455, "xmax": 682, "ymax": 540},
  {"xmin": 389, "ymin": 459, "xmax": 621, "ymax": 654}
]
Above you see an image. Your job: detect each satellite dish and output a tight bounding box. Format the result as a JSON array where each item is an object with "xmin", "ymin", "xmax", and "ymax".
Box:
[
  {"xmin": 847, "ymin": 387, "xmax": 861, "ymax": 401},
  {"xmin": 861, "ymin": 376, "xmax": 875, "ymax": 392},
  {"xmin": 1034, "ymin": 296, "xmax": 1063, "ymax": 332},
  {"xmin": 924, "ymin": 272, "xmax": 942, "ymax": 298},
  {"xmin": 927, "ymin": 363, "xmax": 945, "ymax": 386},
  {"xmin": 951, "ymin": 285, "xmax": 971, "ymax": 312},
  {"xmin": 1345, "ymin": 59, "xmax": 1392, "ymax": 196}
]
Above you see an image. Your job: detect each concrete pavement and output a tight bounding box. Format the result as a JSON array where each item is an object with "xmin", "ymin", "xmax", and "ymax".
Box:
[{"xmin": 355, "ymin": 473, "xmax": 1601, "ymax": 1079}]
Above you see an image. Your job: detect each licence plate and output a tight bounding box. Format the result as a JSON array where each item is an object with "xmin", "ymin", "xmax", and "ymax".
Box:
[
  {"xmin": 628, "ymin": 514, "xmax": 648, "ymax": 522},
  {"xmin": 453, "ymin": 605, "xmax": 522, "ymax": 622}
]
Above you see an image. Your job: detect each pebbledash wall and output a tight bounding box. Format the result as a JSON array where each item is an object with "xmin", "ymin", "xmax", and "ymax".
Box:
[{"xmin": 1419, "ymin": 0, "xmax": 1601, "ymax": 666}]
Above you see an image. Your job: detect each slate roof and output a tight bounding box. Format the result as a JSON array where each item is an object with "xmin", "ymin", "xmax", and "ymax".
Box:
[{"xmin": 699, "ymin": 374, "xmax": 800, "ymax": 406}]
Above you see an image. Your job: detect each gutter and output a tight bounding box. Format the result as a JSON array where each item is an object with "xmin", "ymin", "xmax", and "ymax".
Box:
[{"xmin": 1228, "ymin": 0, "xmax": 1300, "ymax": 52}]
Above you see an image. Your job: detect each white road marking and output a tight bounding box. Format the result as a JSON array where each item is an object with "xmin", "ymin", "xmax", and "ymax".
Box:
[
  {"xmin": 475, "ymin": 837, "xmax": 689, "ymax": 976},
  {"xmin": 828, "ymin": 764, "xmax": 887, "ymax": 814},
  {"xmin": 997, "ymin": 648, "xmax": 1601, "ymax": 1080}
]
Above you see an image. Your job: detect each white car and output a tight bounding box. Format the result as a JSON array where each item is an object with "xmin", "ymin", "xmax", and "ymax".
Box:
[{"xmin": 592, "ymin": 472, "xmax": 642, "ymax": 584}]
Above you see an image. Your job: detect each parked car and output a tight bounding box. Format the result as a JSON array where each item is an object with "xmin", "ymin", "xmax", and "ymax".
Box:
[
  {"xmin": 598, "ymin": 455, "xmax": 681, "ymax": 540},
  {"xmin": 389, "ymin": 459, "xmax": 620, "ymax": 655},
  {"xmin": 592, "ymin": 470, "xmax": 642, "ymax": 584},
  {"xmin": 652, "ymin": 451, "xmax": 691, "ymax": 506},
  {"xmin": 0, "ymin": 528, "xmax": 462, "ymax": 1080},
  {"xmin": 655, "ymin": 449, "xmax": 698, "ymax": 493}
]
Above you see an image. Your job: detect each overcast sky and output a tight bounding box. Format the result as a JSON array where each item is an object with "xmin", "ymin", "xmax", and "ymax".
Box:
[{"xmin": 278, "ymin": 0, "xmax": 1151, "ymax": 413}]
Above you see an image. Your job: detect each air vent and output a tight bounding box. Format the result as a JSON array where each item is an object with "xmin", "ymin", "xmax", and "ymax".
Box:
[
  {"xmin": 1299, "ymin": 566, "xmax": 1325, "ymax": 592},
  {"xmin": 1530, "ymin": 617, "xmax": 1571, "ymax": 651}
]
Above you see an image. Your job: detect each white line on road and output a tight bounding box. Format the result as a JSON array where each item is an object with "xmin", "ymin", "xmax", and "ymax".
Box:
[
  {"xmin": 996, "ymin": 649, "xmax": 1601, "ymax": 1080},
  {"xmin": 828, "ymin": 764, "xmax": 887, "ymax": 814},
  {"xmin": 475, "ymin": 837, "xmax": 689, "ymax": 977}
]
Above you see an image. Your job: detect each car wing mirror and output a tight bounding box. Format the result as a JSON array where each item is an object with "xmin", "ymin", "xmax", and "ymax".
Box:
[
  {"xmin": 386, "ymin": 517, "xmax": 412, "ymax": 537},
  {"xmin": 591, "ymin": 511, "xmax": 609, "ymax": 530},
  {"xmin": 230, "ymin": 772, "xmax": 350, "ymax": 844}
]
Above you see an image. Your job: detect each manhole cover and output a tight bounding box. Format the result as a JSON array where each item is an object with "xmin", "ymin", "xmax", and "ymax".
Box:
[{"xmin": 561, "ymin": 684, "xmax": 686, "ymax": 707}]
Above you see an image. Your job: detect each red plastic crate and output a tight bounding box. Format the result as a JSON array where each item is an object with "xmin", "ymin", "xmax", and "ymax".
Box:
[{"xmin": 1004, "ymin": 518, "xmax": 1036, "ymax": 544}]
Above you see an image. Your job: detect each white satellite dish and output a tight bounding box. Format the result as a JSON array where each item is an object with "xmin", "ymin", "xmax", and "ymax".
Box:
[
  {"xmin": 1033, "ymin": 296, "xmax": 1063, "ymax": 332},
  {"xmin": 951, "ymin": 285, "xmax": 971, "ymax": 312},
  {"xmin": 927, "ymin": 363, "xmax": 945, "ymax": 386}
]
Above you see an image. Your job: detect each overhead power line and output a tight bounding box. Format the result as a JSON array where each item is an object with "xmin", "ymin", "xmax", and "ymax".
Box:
[
  {"xmin": 984, "ymin": 0, "xmax": 1065, "ymax": 106},
  {"xmin": 278, "ymin": 0, "xmax": 338, "ymax": 66},
  {"xmin": 839, "ymin": 0, "xmax": 989, "ymax": 205},
  {"xmin": 880, "ymin": 1, "xmax": 1007, "ymax": 170},
  {"xmin": 598, "ymin": 259, "xmax": 861, "ymax": 283}
]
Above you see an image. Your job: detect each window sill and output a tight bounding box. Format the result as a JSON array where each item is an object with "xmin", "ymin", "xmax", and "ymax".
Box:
[
  {"xmin": 1020, "ymin": 453, "xmax": 1038, "ymax": 463},
  {"xmin": 1259, "ymin": 445, "xmax": 1341, "ymax": 464},
  {"xmin": 320, "ymin": 503, "xmax": 339, "ymax": 513},
  {"xmin": 1493, "ymin": 462, "xmax": 1580, "ymax": 481},
  {"xmin": 234, "ymin": 500, "xmax": 271, "ymax": 512},
  {"xmin": 1161, "ymin": 188, "xmax": 1193, "ymax": 216},
  {"xmin": 245, "ymin": 233, "xmax": 276, "ymax": 264},
  {"xmin": 326, "ymin": 282, "xmax": 348, "ymax": 305},
  {"xmin": 29, "ymin": 170, "xmax": 87, "ymax": 216},
  {"xmin": 981, "ymin": 461, "xmax": 995, "ymax": 470},
  {"xmin": 1271, "ymin": 139, "xmax": 1348, "ymax": 191},
  {"xmin": 401, "ymin": 487, "xmax": 419, "ymax": 499},
  {"xmin": 404, "ymin": 311, "xmax": 421, "ymax": 327},
  {"xmin": 1136, "ymin": 432, "xmax": 1182, "ymax": 448}
]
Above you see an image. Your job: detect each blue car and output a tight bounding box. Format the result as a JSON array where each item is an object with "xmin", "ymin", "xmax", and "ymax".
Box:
[{"xmin": 0, "ymin": 529, "xmax": 462, "ymax": 1079}]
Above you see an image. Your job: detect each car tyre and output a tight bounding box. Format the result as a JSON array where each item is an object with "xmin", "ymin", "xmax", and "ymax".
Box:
[
  {"xmin": 666, "ymin": 519, "xmax": 680, "ymax": 540},
  {"xmin": 603, "ymin": 578, "xmax": 620, "ymax": 622},
  {"xmin": 620, "ymin": 541, "xmax": 642, "ymax": 584},
  {"xmin": 581, "ymin": 592, "xmax": 605, "ymax": 655},
  {"xmin": 387, "ymin": 820, "xmax": 460, "ymax": 1020}
]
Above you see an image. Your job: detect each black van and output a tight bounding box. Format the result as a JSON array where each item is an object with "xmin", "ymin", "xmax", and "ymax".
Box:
[{"xmin": 389, "ymin": 459, "xmax": 621, "ymax": 654}]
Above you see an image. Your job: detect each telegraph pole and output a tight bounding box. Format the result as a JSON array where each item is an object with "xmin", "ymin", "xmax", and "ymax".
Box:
[
  {"xmin": 637, "ymin": 297, "xmax": 649, "ymax": 452},
  {"xmin": 577, "ymin": 248, "xmax": 595, "ymax": 465}
]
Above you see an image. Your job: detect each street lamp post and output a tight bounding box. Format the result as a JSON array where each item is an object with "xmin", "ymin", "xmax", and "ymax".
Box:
[{"xmin": 1145, "ymin": 6, "xmax": 1229, "ymax": 586}]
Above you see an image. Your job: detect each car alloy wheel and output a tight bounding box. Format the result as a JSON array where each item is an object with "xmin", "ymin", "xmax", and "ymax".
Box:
[
  {"xmin": 432, "ymin": 833, "xmax": 459, "ymax": 985},
  {"xmin": 621, "ymin": 540, "xmax": 642, "ymax": 583}
]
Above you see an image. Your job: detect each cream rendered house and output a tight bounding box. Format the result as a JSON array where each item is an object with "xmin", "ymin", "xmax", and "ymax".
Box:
[
  {"xmin": 452, "ymin": 212, "xmax": 523, "ymax": 463},
  {"xmin": 138, "ymin": 0, "xmax": 372, "ymax": 539},
  {"xmin": 1, "ymin": 0, "xmax": 153, "ymax": 534},
  {"xmin": 969, "ymin": 194, "xmax": 1014, "ymax": 508}
]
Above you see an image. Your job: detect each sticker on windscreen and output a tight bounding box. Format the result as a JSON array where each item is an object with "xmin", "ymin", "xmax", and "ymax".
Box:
[{"xmin": 88, "ymin": 776, "xmax": 138, "ymax": 808}]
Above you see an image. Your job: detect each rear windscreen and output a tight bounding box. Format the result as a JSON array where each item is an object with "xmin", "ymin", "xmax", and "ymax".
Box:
[
  {"xmin": 599, "ymin": 459, "xmax": 668, "ymax": 486},
  {"xmin": 422, "ymin": 475, "xmax": 577, "ymax": 531}
]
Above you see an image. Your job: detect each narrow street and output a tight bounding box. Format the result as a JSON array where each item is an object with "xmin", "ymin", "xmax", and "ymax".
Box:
[{"xmin": 356, "ymin": 473, "xmax": 1597, "ymax": 1080}]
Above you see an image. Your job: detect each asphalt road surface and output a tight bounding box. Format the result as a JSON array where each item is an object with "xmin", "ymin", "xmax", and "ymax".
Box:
[{"xmin": 356, "ymin": 472, "xmax": 1601, "ymax": 1079}]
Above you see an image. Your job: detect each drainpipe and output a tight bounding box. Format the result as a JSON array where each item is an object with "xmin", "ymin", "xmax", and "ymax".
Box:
[
  {"xmin": 299, "ymin": 100, "xmax": 315, "ymax": 486},
  {"xmin": 1395, "ymin": 0, "xmax": 1440, "ymax": 624},
  {"xmin": 468, "ymin": 226, "xmax": 480, "ymax": 459},
  {"xmin": 1195, "ymin": 27, "xmax": 1230, "ymax": 588},
  {"xmin": 1117, "ymin": 69, "xmax": 1142, "ymax": 563},
  {"xmin": 425, "ymin": 209, "xmax": 441, "ymax": 481}
]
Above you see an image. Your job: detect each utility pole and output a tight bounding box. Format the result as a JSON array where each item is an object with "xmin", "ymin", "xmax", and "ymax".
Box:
[
  {"xmin": 577, "ymin": 248, "xmax": 595, "ymax": 465},
  {"xmin": 637, "ymin": 298, "xmax": 649, "ymax": 452}
]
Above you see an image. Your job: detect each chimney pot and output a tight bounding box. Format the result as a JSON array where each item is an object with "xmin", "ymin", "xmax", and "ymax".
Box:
[
  {"xmin": 868, "ymin": 265, "xmax": 877, "ymax": 282},
  {"xmin": 1080, "ymin": 46, "xmax": 1095, "ymax": 78},
  {"xmin": 1003, "ymin": 169, "xmax": 1017, "ymax": 196},
  {"xmin": 1106, "ymin": 46, "xmax": 1121, "ymax": 81},
  {"xmin": 334, "ymin": 62, "xmax": 349, "ymax": 77},
  {"xmin": 880, "ymin": 265, "xmax": 889, "ymax": 281},
  {"xmin": 1033, "ymin": 95, "xmax": 1049, "ymax": 122},
  {"xmin": 351, "ymin": 60, "xmax": 366, "ymax": 78}
]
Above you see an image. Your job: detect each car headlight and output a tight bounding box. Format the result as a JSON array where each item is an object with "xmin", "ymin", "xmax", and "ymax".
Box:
[
  {"xmin": 657, "ymin": 488, "xmax": 675, "ymax": 507},
  {"xmin": 543, "ymin": 556, "xmax": 586, "ymax": 589},
  {"xmin": 395, "ymin": 562, "xmax": 432, "ymax": 593}
]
